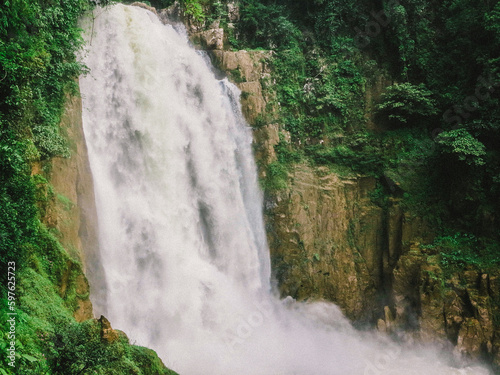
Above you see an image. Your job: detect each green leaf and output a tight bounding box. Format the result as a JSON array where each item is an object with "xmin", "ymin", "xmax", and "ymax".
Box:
[{"xmin": 22, "ymin": 354, "xmax": 38, "ymax": 362}]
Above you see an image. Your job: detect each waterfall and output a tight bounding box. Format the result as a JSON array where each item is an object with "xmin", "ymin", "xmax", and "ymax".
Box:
[{"xmin": 80, "ymin": 5, "xmax": 490, "ymax": 375}]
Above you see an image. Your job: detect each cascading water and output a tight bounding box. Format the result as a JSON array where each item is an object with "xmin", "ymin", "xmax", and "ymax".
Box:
[{"xmin": 80, "ymin": 5, "xmax": 490, "ymax": 375}]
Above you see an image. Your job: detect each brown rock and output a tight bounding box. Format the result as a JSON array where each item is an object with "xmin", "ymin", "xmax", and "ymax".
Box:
[
  {"xmin": 191, "ymin": 28, "xmax": 224, "ymax": 50},
  {"xmin": 267, "ymin": 164, "xmax": 384, "ymax": 321},
  {"xmin": 227, "ymin": 1, "xmax": 239, "ymax": 22},
  {"xmin": 158, "ymin": 2, "xmax": 181, "ymax": 24},
  {"xmin": 211, "ymin": 49, "xmax": 274, "ymax": 126},
  {"xmin": 99, "ymin": 315, "xmax": 120, "ymax": 343},
  {"xmin": 74, "ymin": 274, "xmax": 93, "ymax": 323},
  {"xmin": 212, "ymin": 50, "xmax": 271, "ymax": 82},
  {"xmin": 444, "ymin": 288, "xmax": 465, "ymax": 341},
  {"xmin": 456, "ymin": 318, "xmax": 484, "ymax": 359},
  {"xmin": 419, "ymin": 261, "xmax": 447, "ymax": 342},
  {"xmin": 386, "ymin": 199, "xmax": 403, "ymax": 271},
  {"xmin": 253, "ymin": 124, "xmax": 280, "ymax": 166},
  {"xmin": 377, "ymin": 318, "xmax": 387, "ymax": 333},
  {"xmin": 392, "ymin": 246, "xmax": 425, "ymax": 328},
  {"xmin": 130, "ymin": 2, "xmax": 157, "ymax": 14}
]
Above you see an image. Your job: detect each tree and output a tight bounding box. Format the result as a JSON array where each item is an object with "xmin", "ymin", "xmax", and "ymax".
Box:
[
  {"xmin": 436, "ymin": 128, "xmax": 486, "ymax": 166},
  {"xmin": 376, "ymin": 82, "xmax": 437, "ymax": 126}
]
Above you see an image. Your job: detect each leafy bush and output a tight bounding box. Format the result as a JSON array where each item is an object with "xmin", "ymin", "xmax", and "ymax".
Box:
[
  {"xmin": 0, "ymin": 134, "xmax": 37, "ymax": 285},
  {"xmin": 436, "ymin": 128, "xmax": 486, "ymax": 166},
  {"xmin": 183, "ymin": 0, "xmax": 208, "ymax": 22},
  {"xmin": 46, "ymin": 320, "xmax": 123, "ymax": 374},
  {"xmin": 238, "ymin": 0, "xmax": 301, "ymax": 49},
  {"xmin": 425, "ymin": 233, "xmax": 500, "ymax": 274},
  {"xmin": 263, "ymin": 161, "xmax": 288, "ymax": 191},
  {"xmin": 45, "ymin": 319, "xmax": 179, "ymax": 374},
  {"xmin": 274, "ymin": 137, "xmax": 302, "ymax": 165},
  {"xmin": 376, "ymin": 83, "xmax": 438, "ymax": 126},
  {"xmin": 305, "ymin": 142, "xmax": 383, "ymax": 176}
]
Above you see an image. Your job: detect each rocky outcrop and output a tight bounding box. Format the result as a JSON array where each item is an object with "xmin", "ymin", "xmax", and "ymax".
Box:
[
  {"xmin": 260, "ymin": 166, "xmax": 434, "ymax": 322},
  {"xmin": 98, "ymin": 315, "xmax": 120, "ymax": 343},
  {"xmin": 158, "ymin": 2, "xmax": 181, "ymax": 24},
  {"xmin": 211, "ymin": 49, "xmax": 275, "ymax": 126},
  {"xmin": 184, "ymin": 14, "xmax": 275, "ymax": 128},
  {"xmin": 266, "ymin": 166, "xmax": 381, "ymax": 320},
  {"xmin": 385, "ymin": 245, "xmax": 500, "ymax": 367},
  {"xmin": 191, "ymin": 24, "xmax": 225, "ymax": 50},
  {"xmin": 131, "ymin": 2, "xmax": 157, "ymax": 15}
]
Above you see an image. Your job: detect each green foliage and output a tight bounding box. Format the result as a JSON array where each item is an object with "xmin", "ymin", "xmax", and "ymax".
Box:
[
  {"xmin": 182, "ymin": 0, "xmax": 209, "ymax": 22},
  {"xmin": 48, "ymin": 320, "xmax": 119, "ymax": 374},
  {"xmin": 274, "ymin": 136, "xmax": 302, "ymax": 165},
  {"xmin": 263, "ymin": 161, "xmax": 288, "ymax": 191},
  {"xmin": 228, "ymin": 0, "xmax": 500, "ymax": 238},
  {"xmin": 238, "ymin": 0, "xmax": 301, "ymax": 49},
  {"xmin": 436, "ymin": 128, "xmax": 486, "ymax": 166},
  {"xmin": 305, "ymin": 143, "xmax": 379, "ymax": 176},
  {"xmin": 376, "ymin": 83, "xmax": 438, "ymax": 125},
  {"xmin": 385, "ymin": 3, "xmax": 415, "ymax": 79},
  {"xmin": 254, "ymin": 0, "xmax": 498, "ymax": 241},
  {"xmin": 425, "ymin": 233, "xmax": 500, "ymax": 274},
  {"xmin": 313, "ymin": 0, "xmax": 369, "ymax": 48},
  {"xmin": 0, "ymin": 134, "xmax": 37, "ymax": 283},
  {"xmin": 304, "ymin": 131, "xmax": 385, "ymax": 176},
  {"xmin": 0, "ymin": 0, "xmax": 91, "ymax": 160}
]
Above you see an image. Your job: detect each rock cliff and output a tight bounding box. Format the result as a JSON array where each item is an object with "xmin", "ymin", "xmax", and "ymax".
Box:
[{"xmin": 31, "ymin": 91, "xmax": 103, "ymax": 322}]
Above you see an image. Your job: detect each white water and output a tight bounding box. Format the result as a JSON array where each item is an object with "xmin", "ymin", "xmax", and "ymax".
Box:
[{"xmin": 80, "ymin": 5, "xmax": 490, "ymax": 375}]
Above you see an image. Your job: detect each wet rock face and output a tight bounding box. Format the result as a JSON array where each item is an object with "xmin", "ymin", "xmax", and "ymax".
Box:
[
  {"xmin": 191, "ymin": 28, "xmax": 224, "ymax": 50},
  {"xmin": 259, "ymin": 164, "xmax": 434, "ymax": 324},
  {"xmin": 264, "ymin": 166, "xmax": 383, "ymax": 321},
  {"xmin": 131, "ymin": 2, "xmax": 157, "ymax": 15},
  {"xmin": 211, "ymin": 49, "xmax": 274, "ymax": 126},
  {"xmin": 448, "ymin": 271, "xmax": 500, "ymax": 366},
  {"xmin": 386, "ymin": 246, "xmax": 500, "ymax": 366},
  {"xmin": 158, "ymin": 1, "xmax": 181, "ymax": 24},
  {"xmin": 33, "ymin": 91, "xmax": 102, "ymax": 322}
]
